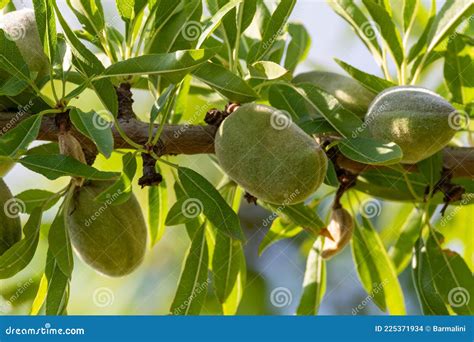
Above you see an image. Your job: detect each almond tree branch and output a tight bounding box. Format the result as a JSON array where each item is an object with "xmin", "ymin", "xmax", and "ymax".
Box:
[{"xmin": 1, "ymin": 112, "xmax": 473, "ymax": 179}]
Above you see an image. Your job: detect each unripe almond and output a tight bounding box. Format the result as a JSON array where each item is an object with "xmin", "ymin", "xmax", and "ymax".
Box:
[
  {"xmin": 321, "ymin": 207, "xmax": 354, "ymax": 259},
  {"xmin": 58, "ymin": 131, "xmax": 86, "ymax": 186}
]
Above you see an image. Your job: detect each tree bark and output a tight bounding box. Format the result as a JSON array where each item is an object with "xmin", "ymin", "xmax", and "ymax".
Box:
[{"xmin": 1, "ymin": 112, "xmax": 473, "ymax": 179}]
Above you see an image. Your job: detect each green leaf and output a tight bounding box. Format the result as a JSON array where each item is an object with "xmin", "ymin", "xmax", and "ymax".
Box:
[
  {"xmin": 363, "ymin": 0, "xmax": 404, "ymax": 67},
  {"xmin": 328, "ymin": 0, "xmax": 382, "ymax": 62},
  {"xmin": 407, "ymin": 0, "xmax": 437, "ymax": 62},
  {"xmin": 150, "ymin": 84, "xmax": 176, "ymax": 124},
  {"xmin": 248, "ymin": 0, "xmax": 296, "ymax": 62},
  {"xmin": 0, "ymin": 30, "xmax": 30, "ymax": 81},
  {"xmin": 103, "ymin": 49, "xmax": 218, "ymax": 83},
  {"xmin": 403, "ymin": 0, "xmax": 420, "ymax": 32},
  {"xmin": 412, "ymin": 238, "xmax": 450, "ymax": 315},
  {"xmin": 148, "ymin": 178, "xmax": 167, "ymax": 246},
  {"xmin": 19, "ymin": 154, "xmax": 118, "ymax": 180},
  {"xmin": 53, "ymin": 2, "xmax": 118, "ymax": 116},
  {"xmin": 444, "ymin": 34, "xmax": 474, "ymax": 104},
  {"xmin": 297, "ymin": 238, "xmax": 326, "ymax": 315},
  {"xmin": 0, "ymin": 207, "xmax": 42, "ymax": 279},
  {"xmin": 338, "ymin": 137, "xmax": 403, "ymax": 165},
  {"xmin": 0, "ymin": 115, "xmax": 42, "ymax": 157},
  {"xmin": 284, "ymin": 23, "xmax": 311, "ymax": 72},
  {"xmin": 268, "ymin": 84, "xmax": 310, "ymax": 121},
  {"xmin": 425, "ymin": 0, "xmax": 474, "ymax": 55},
  {"xmin": 192, "ymin": 62, "xmax": 258, "ymax": 103},
  {"xmin": 178, "ymin": 167, "xmax": 244, "ymax": 241},
  {"xmin": 0, "ymin": 74, "xmax": 28, "ymax": 96},
  {"xmin": 14, "ymin": 189, "xmax": 58, "ymax": 214},
  {"xmin": 94, "ymin": 153, "xmax": 137, "ymax": 205},
  {"xmin": 389, "ymin": 208, "xmax": 424, "ymax": 274},
  {"xmin": 45, "ymin": 249, "xmax": 70, "ymax": 315},
  {"xmin": 294, "ymin": 83, "xmax": 365, "ymax": 138},
  {"xmin": 33, "ymin": 0, "xmax": 57, "ymax": 63},
  {"xmin": 335, "ymin": 59, "xmax": 396, "ymax": 93},
  {"xmin": 259, "ymin": 217, "xmax": 303, "ymax": 256},
  {"xmin": 248, "ymin": 61, "xmax": 289, "ymax": 80},
  {"xmin": 263, "ymin": 202, "xmax": 324, "ymax": 237},
  {"xmin": 196, "ymin": 0, "xmax": 243, "ymax": 48},
  {"xmin": 351, "ymin": 216, "xmax": 406, "ymax": 314},
  {"xmin": 116, "ymin": 0, "xmax": 134, "ymax": 20},
  {"xmin": 48, "ymin": 207, "xmax": 74, "ymax": 277},
  {"xmin": 69, "ymin": 108, "xmax": 114, "ymax": 158},
  {"xmin": 417, "ymin": 152, "xmax": 443, "ymax": 192},
  {"xmin": 170, "ymin": 222, "xmax": 209, "ymax": 315},
  {"xmin": 165, "ymin": 198, "xmax": 195, "ymax": 226},
  {"xmin": 426, "ymin": 231, "xmax": 473, "ymax": 315},
  {"xmin": 66, "ymin": 0, "xmax": 105, "ymax": 37}
]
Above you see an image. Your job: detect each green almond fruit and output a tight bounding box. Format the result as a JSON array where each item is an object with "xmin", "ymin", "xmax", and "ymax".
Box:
[
  {"xmin": 366, "ymin": 86, "xmax": 456, "ymax": 164},
  {"xmin": 67, "ymin": 181, "xmax": 147, "ymax": 277},
  {"xmin": 215, "ymin": 103, "xmax": 328, "ymax": 205},
  {"xmin": 0, "ymin": 9, "xmax": 50, "ymax": 79},
  {"xmin": 293, "ymin": 71, "xmax": 376, "ymax": 117},
  {"xmin": 0, "ymin": 178, "xmax": 22, "ymax": 255}
]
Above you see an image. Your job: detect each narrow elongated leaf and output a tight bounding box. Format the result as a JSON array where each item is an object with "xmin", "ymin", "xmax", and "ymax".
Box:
[
  {"xmin": 403, "ymin": 0, "xmax": 420, "ymax": 32},
  {"xmin": 45, "ymin": 250, "xmax": 70, "ymax": 315},
  {"xmin": 297, "ymin": 238, "xmax": 326, "ymax": 315},
  {"xmin": 328, "ymin": 0, "xmax": 382, "ymax": 61},
  {"xmin": 426, "ymin": 232, "xmax": 473, "ymax": 315},
  {"xmin": 192, "ymin": 62, "xmax": 258, "ymax": 103},
  {"xmin": 259, "ymin": 217, "xmax": 303, "ymax": 256},
  {"xmin": 165, "ymin": 198, "xmax": 194, "ymax": 226},
  {"xmin": 33, "ymin": 0, "xmax": 57, "ymax": 62},
  {"xmin": 351, "ymin": 217, "xmax": 406, "ymax": 314},
  {"xmin": 148, "ymin": 173, "xmax": 167, "ymax": 246},
  {"xmin": 170, "ymin": 223, "xmax": 209, "ymax": 315},
  {"xmin": 31, "ymin": 274, "xmax": 48, "ymax": 315},
  {"xmin": 48, "ymin": 208, "xmax": 74, "ymax": 276},
  {"xmin": 178, "ymin": 167, "xmax": 244, "ymax": 241},
  {"xmin": 268, "ymin": 84, "xmax": 310, "ymax": 121},
  {"xmin": 53, "ymin": 2, "xmax": 117, "ymax": 116},
  {"xmin": 363, "ymin": 0, "xmax": 404, "ymax": 67},
  {"xmin": 417, "ymin": 152, "xmax": 443, "ymax": 192},
  {"xmin": 444, "ymin": 34, "xmax": 474, "ymax": 104},
  {"xmin": 66, "ymin": 0, "xmax": 105, "ymax": 37},
  {"xmin": 14, "ymin": 189, "xmax": 58, "ymax": 214},
  {"xmin": 69, "ymin": 108, "xmax": 114, "ymax": 158},
  {"xmin": 0, "ymin": 115, "xmax": 42, "ymax": 157},
  {"xmin": 0, "ymin": 30, "xmax": 30, "ymax": 81},
  {"xmin": 339, "ymin": 137, "xmax": 403, "ymax": 165},
  {"xmin": 0, "ymin": 207, "xmax": 42, "ymax": 279},
  {"xmin": 264, "ymin": 202, "xmax": 324, "ymax": 236},
  {"xmin": 104, "ymin": 49, "xmax": 218, "ymax": 83},
  {"xmin": 335, "ymin": 59, "xmax": 396, "ymax": 93},
  {"xmin": 389, "ymin": 208, "xmax": 424, "ymax": 274},
  {"xmin": 412, "ymin": 238, "xmax": 450, "ymax": 315},
  {"xmin": 248, "ymin": 61, "xmax": 289, "ymax": 80},
  {"xmin": 248, "ymin": 0, "xmax": 296, "ymax": 62},
  {"xmin": 407, "ymin": 0, "xmax": 437, "ymax": 62},
  {"xmin": 425, "ymin": 0, "xmax": 474, "ymax": 54},
  {"xmin": 19, "ymin": 155, "xmax": 118, "ymax": 180},
  {"xmin": 284, "ymin": 23, "xmax": 311, "ymax": 72}
]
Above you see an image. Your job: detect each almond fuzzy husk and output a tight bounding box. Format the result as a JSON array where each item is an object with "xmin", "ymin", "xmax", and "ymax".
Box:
[{"xmin": 321, "ymin": 207, "xmax": 354, "ymax": 259}]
